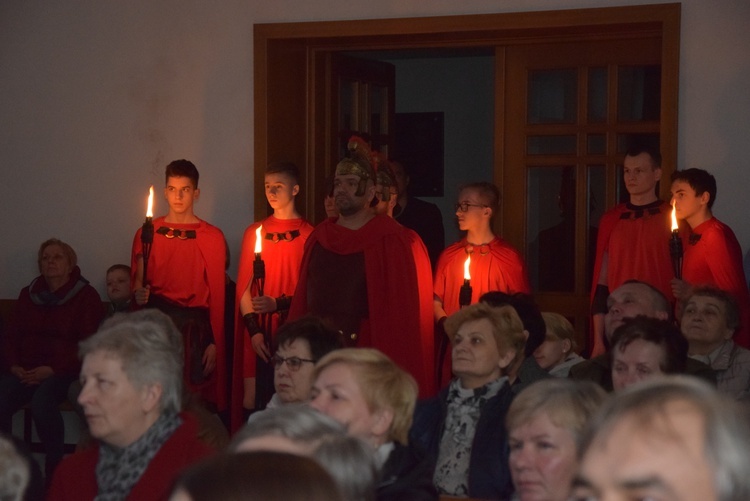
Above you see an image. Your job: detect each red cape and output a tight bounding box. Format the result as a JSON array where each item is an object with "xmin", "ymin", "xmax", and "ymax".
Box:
[
  {"xmin": 231, "ymin": 216, "xmax": 313, "ymax": 429},
  {"xmin": 289, "ymin": 216, "xmax": 435, "ymax": 396},
  {"xmin": 434, "ymin": 237, "xmax": 530, "ymax": 318},
  {"xmin": 683, "ymin": 217, "xmax": 750, "ymax": 347},
  {"xmin": 589, "ymin": 201, "xmax": 681, "ymax": 350},
  {"xmin": 132, "ymin": 216, "xmax": 227, "ymax": 409}
]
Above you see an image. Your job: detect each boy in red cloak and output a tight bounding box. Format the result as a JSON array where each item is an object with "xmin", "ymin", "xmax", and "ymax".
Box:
[
  {"xmin": 670, "ymin": 168, "xmax": 750, "ymax": 347},
  {"xmin": 131, "ymin": 159, "xmax": 227, "ymax": 410},
  {"xmin": 232, "ymin": 162, "xmax": 313, "ymax": 428},
  {"xmin": 589, "ymin": 147, "xmax": 677, "ymax": 357}
]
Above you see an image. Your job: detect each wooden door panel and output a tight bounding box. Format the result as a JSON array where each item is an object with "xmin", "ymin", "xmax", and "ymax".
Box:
[{"xmin": 502, "ymin": 37, "xmax": 663, "ymax": 351}]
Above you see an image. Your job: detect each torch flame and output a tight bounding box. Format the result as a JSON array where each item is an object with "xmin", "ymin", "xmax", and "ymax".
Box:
[
  {"xmin": 671, "ymin": 202, "xmax": 678, "ymax": 231},
  {"xmin": 146, "ymin": 185, "xmax": 154, "ymax": 218},
  {"xmin": 254, "ymin": 225, "xmax": 263, "ymax": 254},
  {"xmin": 463, "ymin": 255, "xmax": 471, "ymax": 281}
]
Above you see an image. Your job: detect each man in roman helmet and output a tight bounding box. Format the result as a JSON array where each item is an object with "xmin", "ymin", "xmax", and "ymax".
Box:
[{"xmin": 288, "ymin": 137, "xmax": 436, "ymax": 396}]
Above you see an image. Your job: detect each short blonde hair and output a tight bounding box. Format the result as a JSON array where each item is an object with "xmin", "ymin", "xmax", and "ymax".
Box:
[
  {"xmin": 312, "ymin": 348, "xmax": 417, "ymax": 445},
  {"xmin": 541, "ymin": 311, "xmax": 578, "ymax": 352},
  {"xmin": 506, "ymin": 379, "xmax": 606, "ymax": 446},
  {"xmin": 445, "ymin": 303, "xmax": 526, "ymax": 358}
]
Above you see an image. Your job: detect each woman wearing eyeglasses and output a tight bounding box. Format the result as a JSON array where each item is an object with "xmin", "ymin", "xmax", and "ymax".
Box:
[
  {"xmin": 266, "ymin": 316, "xmax": 343, "ymax": 409},
  {"xmin": 433, "ymin": 182, "xmax": 531, "ymax": 386}
]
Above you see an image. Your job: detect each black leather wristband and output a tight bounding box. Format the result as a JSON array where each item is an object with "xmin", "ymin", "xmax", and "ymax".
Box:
[
  {"xmin": 592, "ymin": 284, "xmax": 610, "ymax": 314},
  {"xmin": 243, "ymin": 313, "xmax": 263, "ymax": 335},
  {"xmin": 275, "ymin": 295, "xmax": 292, "ymax": 312}
]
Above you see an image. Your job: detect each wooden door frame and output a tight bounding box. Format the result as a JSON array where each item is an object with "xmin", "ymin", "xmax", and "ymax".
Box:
[{"xmin": 253, "ymin": 3, "xmax": 680, "ymax": 224}]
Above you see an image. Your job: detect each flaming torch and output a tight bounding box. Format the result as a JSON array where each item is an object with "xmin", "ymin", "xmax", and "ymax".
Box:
[
  {"xmin": 253, "ymin": 225, "xmax": 266, "ymax": 297},
  {"xmin": 670, "ymin": 202, "xmax": 683, "ymax": 279},
  {"xmin": 141, "ymin": 186, "xmax": 154, "ymax": 285},
  {"xmin": 459, "ymin": 255, "xmax": 473, "ymax": 308}
]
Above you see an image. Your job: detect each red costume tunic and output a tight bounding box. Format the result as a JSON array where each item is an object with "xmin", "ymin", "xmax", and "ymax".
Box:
[
  {"xmin": 589, "ymin": 201, "xmax": 678, "ymax": 349},
  {"xmin": 434, "ymin": 237, "xmax": 531, "ymax": 318},
  {"xmin": 131, "ymin": 217, "xmax": 227, "ymax": 409},
  {"xmin": 48, "ymin": 413, "xmax": 214, "ymax": 501},
  {"xmin": 288, "ymin": 215, "xmax": 435, "ymax": 396},
  {"xmin": 682, "ymin": 217, "xmax": 750, "ymax": 347},
  {"xmin": 591, "ymin": 201, "xmax": 677, "ymax": 300},
  {"xmin": 231, "ymin": 216, "xmax": 313, "ymax": 428}
]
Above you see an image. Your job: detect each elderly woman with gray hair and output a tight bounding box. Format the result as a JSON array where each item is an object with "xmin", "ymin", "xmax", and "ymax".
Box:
[{"xmin": 48, "ymin": 310, "xmax": 214, "ymax": 501}]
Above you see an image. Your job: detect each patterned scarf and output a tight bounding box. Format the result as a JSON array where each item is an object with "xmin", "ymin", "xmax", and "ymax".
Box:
[
  {"xmin": 95, "ymin": 412, "xmax": 181, "ymax": 501},
  {"xmin": 434, "ymin": 377, "xmax": 507, "ymax": 495}
]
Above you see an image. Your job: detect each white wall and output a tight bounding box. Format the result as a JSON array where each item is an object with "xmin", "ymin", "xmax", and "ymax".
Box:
[{"xmin": 1, "ymin": 0, "xmax": 749, "ymax": 298}]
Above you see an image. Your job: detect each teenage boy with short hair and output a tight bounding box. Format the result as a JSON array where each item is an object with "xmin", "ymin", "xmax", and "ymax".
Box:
[
  {"xmin": 232, "ymin": 162, "xmax": 313, "ymax": 427},
  {"xmin": 671, "ymin": 168, "xmax": 750, "ymax": 347},
  {"xmin": 131, "ymin": 159, "xmax": 227, "ymax": 409}
]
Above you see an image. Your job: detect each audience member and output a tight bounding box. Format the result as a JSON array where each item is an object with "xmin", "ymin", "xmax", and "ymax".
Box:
[
  {"xmin": 233, "ymin": 161, "xmax": 314, "ymax": 423},
  {"xmin": 49, "ymin": 310, "xmax": 214, "ymax": 500},
  {"xmin": 572, "ymin": 376, "xmax": 750, "ymax": 501},
  {"xmin": 0, "ymin": 238, "xmax": 103, "ymax": 482},
  {"xmin": 310, "ymin": 348, "xmax": 437, "ymax": 501},
  {"xmin": 131, "ymin": 159, "xmax": 227, "ymax": 410},
  {"xmin": 231, "ymin": 405, "xmax": 377, "ymax": 501},
  {"xmin": 411, "ymin": 303, "xmax": 525, "ymax": 500},
  {"xmin": 590, "ymin": 146, "xmax": 674, "ymax": 356},
  {"xmin": 480, "ymin": 291, "xmax": 550, "ymax": 394},
  {"xmin": 610, "ymin": 315, "xmax": 688, "ymax": 391},
  {"xmin": 231, "ymin": 402, "xmax": 342, "ymax": 455},
  {"xmin": 507, "ymin": 379, "xmax": 606, "ymax": 501},
  {"xmin": 391, "ymin": 159, "xmax": 445, "ymax": 270},
  {"xmin": 569, "ymin": 280, "xmax": 670, "ymax": 391},
  {"xmin": 170, "ymin": 452, "xmax": 344, "ymax": 501},
  {"xmin": 535, "ymin": 312, "xmax": 584, "ymax": 377},
  {"xmin": 288, "ymin": 138, "xmax": 435, "ymax": 396},
  {"xmin": 681, "ymin": 286, "xmax": 750, "ymax": 400},
  {"xmin": 105, "ymin": 264, "xmax": 132, "ymax": 316},
  {"xmin": 671, "ymin": 168, "xmax": 750, "ymax": 347},
  {"xmin": 267, "ymin": 316, "xmax": 342, "ymax": 408}
]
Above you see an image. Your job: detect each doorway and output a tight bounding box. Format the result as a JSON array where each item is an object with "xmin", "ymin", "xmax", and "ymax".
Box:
[{"xmin": 253, "ymin": 3, "xmax": 680, "ymax": 350}]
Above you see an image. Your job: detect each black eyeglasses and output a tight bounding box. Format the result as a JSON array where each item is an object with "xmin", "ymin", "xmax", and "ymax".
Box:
[
  {"xmin": 271, "ymin": 355, "xmax": 316, "ymax": 371},
  {"xmin": 454, "ymin": 202, "xmax": 488, "ymax": 213}
]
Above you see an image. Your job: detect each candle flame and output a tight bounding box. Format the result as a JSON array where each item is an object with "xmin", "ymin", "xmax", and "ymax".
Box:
[
  {"xmin": 146, "ymin": 185, "xmax": 154, "ymax": 218},
  {"xmin": 671, "ymin": 202, "xmax": 678, "ymax": 231},
  {"xmin": 463, "ymin": 255, "xmax": 471, "ymax": 281},
  {"xmin": 254, "ymin": 225, "xmax": 263, "ymax": 254}
]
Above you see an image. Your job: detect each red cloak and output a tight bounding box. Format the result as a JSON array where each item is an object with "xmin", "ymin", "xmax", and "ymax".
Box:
[
  {"xmin": 434, "ymin": 236, "xmax": 530, "ymax": 318},
  {"xmin": 289, "ymin": 215, "xmax": 435, "ymax": 397},
  {"xmin": 589, "ymin": 201, "xmax": 681, "ymax": 350},
  {"xmin": 231, "ymin": 216, "xmax": 313, "ymax": 429},
  {"xmin": 682, "ymin": 217, "xmax": 750, "ymax": 347},
  {"xmin": 132, "ymin": 216, "xmax": 227, "ymax": 409}
]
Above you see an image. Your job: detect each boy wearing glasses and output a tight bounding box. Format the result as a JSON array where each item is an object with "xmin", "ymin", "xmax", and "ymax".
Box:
[
  {"xmin": 433, "ymin": 182, "xmax": 530, "ymax": 383},
  {"xmin": 131, "ymin": 159, "xmax": 227, "ymax": 410},
  {"xmin": 434, "ymin": 182, "xmax": 530, "ymax": 322}
]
